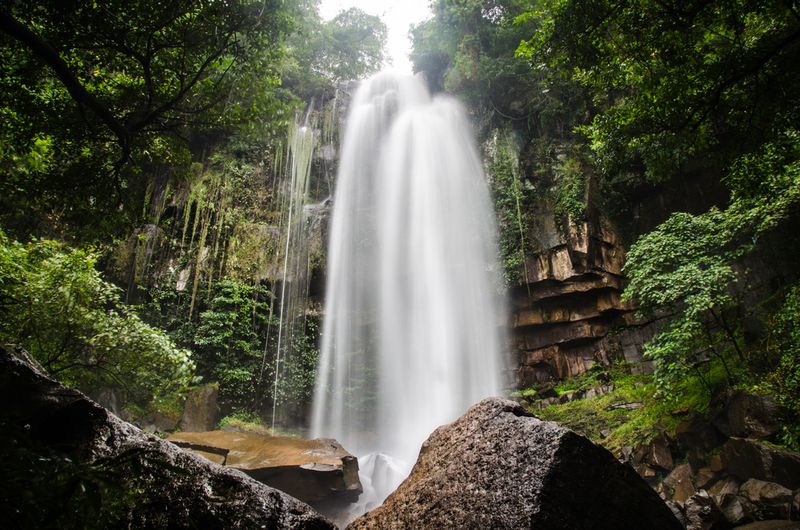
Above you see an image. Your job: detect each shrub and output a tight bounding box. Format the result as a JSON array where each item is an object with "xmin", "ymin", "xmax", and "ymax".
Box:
[{"xmin": 0, "ymin": 230, "xmax": 194, "ymax": 407}]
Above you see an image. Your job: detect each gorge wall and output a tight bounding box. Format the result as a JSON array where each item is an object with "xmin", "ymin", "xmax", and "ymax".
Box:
[
  {"xmin": 107, "ymin": 82, "xmax": 726, "ymax": 407},
  {"xmin": 102, "ymin": 93, "xmax": 345, "ymax": 428}
]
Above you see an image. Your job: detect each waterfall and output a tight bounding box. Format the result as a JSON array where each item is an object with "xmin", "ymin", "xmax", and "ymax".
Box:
[{"xmin": 311, "ymin": 72, "xmax": 506, "ymax": 511}]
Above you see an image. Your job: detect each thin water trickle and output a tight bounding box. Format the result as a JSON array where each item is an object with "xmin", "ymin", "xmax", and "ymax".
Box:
[
  {"xmin": 311, "ymin": 72, "xmax": 506, "ymax": 512},
  {"xmin": 269, "ymin": 116, "xmax": 316, "ymax": 433}
]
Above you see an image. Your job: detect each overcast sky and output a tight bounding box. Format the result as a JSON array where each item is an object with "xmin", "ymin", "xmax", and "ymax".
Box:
[{"xmin": 318, "ymin": 0, "xmax": 432, "ymax": 74}]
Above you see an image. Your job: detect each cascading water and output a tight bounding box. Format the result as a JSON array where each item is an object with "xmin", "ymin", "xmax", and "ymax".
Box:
[{"xmin": 311, "ymin": 72, "xmax": 506, "ymax": 512}]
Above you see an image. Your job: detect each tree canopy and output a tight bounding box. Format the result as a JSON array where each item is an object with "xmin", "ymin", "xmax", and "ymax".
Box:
[
  {"xmin": 0, "ymin": 0, "xmax": 386, "ymax": 241},
  {"xmin": 0, "ymin": 0, "xmax": 296, "ymax": 237},
  {"xmin": 517, "ymin": 0, "xmax": 800, "ymax": 182}
]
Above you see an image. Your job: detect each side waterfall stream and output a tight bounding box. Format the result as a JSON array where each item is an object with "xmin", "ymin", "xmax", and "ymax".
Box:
[{"xmin": 311, "ymin": 72, "xmax": 506, "ymax": 514}]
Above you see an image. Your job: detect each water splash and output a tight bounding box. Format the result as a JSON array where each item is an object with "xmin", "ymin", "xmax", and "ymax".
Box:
[{"xmin": 311, "ymin": 72, "xmax": 506, "ymax": 510}]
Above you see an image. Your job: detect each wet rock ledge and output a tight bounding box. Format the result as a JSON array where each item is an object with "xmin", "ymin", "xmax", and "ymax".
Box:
[{"xmin": 167, "ymin": 430, "xmax": 361, "ymax": 505}]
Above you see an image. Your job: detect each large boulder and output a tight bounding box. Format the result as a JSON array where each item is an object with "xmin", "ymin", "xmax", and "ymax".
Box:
[
  {"xmin": 708, "ymin": 477, "xmax": 747, "ymax": 525},
  {"xmin": 739, "ymin": 478, "xmax": 794, "ymax": 520},
  {"xmin": 167, "ymin": 430, "xmax": 361, "ymax": 505},
  {"xmin": 722, "ymin": 437, "xmax": 800, "ymax": 489},
  {"xmin": 683, "ymin": 490, "xmax": 724, "ymax": 530},
  {"xmin": 661, "ymin": 463, "xmax": 696, "ymax": 504},
  {"xmin": 645, "ymin": 432, "xmax": 675, "ymax": 472},
  {"xmin": 0, "ymin": 345, "xmax": 333, "ymax": 529},
  {"xmin": 674, "ymin": 416, "xmax": 725, "ymax": 469},
  {"xmin": 349, "ymin": 397, "xmax": 682, "ymax": 530},
  {"xmin": 723, "ymin": 392, "xmax": 780, "ymax": 439}
]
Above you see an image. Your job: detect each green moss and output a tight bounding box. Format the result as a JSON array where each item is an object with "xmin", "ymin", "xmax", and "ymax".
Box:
[
  {"xmin": 123, "ymin": 402, "xmax": 147, "ymax": 421},
  {"xmin": 531, "ymin": 362, "xmax": 725, "ymax": 452},
  {"xmin": 510, "ymin": 387, "xmax": 539, "ymax": 399},
  {"xmin": 149, "ymin": 393, "xmax": 184, "ymax": 419},
  {"xmin": 218, "ymin": 411, "xmax": 277, "ymax": 435},
  {"xmin": 553, "ymin": 364, "xmax": 611, "ymax": 395}
]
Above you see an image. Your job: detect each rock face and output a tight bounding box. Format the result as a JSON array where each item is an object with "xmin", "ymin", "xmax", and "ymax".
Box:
[
  {"xmin": 739, "ymin": 479, "xmax": 794, "ymax": 520},
  {"xmin": 683, "ymin": 490, "xmax": 724, "ymax": 530},
  {"xmin": 179, "ymin": 384, "xmax": 219, "ymax": 432},
  {"xmin": 508, "ymin": 166, "xmax": 729, "ymax": 388},
  {"xmin": 675, "ymin": 416, "xmax": 725, "ymax": 469},
  {"xmin": 349, "ymin": 397, "xmax": 682, "ymax": 530},
  {"xmin": 510, "ymin": 215, "xmax": 659, "ymax": 387},
  {"xmin": 0, "ymin": 345, "xmax": 334, "ymax": 529},
  {"xmin": 647, "ymin": 432, "xmax": 675, "ymax": 471},
  {"xmin": 662, "ymin": 463, "xmax": 696, "ymax": 504},
  {"xmin": 108, "ymin": 223, "xmax": 166, "ymax": 294},
  {"xmin": 167, "ymin": 430, "xmax": 361, "ymax": 505},
  {"xmin": 627, "ymin": 410, "xmax": 800, "ymax": 528}
]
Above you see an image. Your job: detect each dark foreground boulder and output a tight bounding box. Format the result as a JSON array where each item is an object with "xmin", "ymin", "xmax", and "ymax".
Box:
[
  {"xmin": 0, "ymin": 345, "xmax": 334, "ymax": 529},
  {"xmin": 349, "ymin": 397, "xmax": 682, "ymax": 530}
]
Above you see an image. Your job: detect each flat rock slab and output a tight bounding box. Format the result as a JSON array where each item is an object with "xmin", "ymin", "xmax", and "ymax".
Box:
[
  {"xmin": 0, "ymin": 345, "xmax": 334, "ymax": 529},
  {"xmin": 168, "ymin": 430, "xmax": 361, "ymax": 504},
  {"xmin": 349, "ymin": 397, "xmax": 682, "ymax": 530}
]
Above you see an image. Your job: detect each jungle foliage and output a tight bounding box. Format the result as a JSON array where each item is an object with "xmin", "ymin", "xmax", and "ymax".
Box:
[
  {"xmin": 0, "ymin": 0, "xmax": 293, "ymax": 239},
  {"xmin": 0, "ymin": 0, "xmax": 385, "ymax": 241},
  {"xmin": 0, "ymin": 0, "xmax": 385, "ymax": 426},
  {"xmin": 2, "ymin": 0, "xmax": 798, "ymax": 453},
  {"xmin": 142, "ymin": 279, "xmax": 320, "ymax": 421},
  {"xmin": 0, "ymin": 229, "xmax": 194, "ymax": 408}
]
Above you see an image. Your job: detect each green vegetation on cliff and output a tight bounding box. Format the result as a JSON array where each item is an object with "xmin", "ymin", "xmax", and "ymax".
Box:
[
  {"xmin": 1, "ymin": 0, "xmax": 798, "ymax": 454},
  {"xmin": 524, "ymin": 362, "xmax": 726, "ymax": 452}
]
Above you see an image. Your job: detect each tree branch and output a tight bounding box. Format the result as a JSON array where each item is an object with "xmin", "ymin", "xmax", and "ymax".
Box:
[
  {"xmin": 129, "ymin": 39, "xmax": 234, "ymax": 133},
  {"xmin": 0, "ymin": 10, "xmax": 129, "ymax": 148}
]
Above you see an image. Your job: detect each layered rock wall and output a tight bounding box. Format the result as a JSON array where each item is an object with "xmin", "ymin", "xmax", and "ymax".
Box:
[{"xmin": 511, "ymin": 211, "xmax": 656, "ymax": 387}]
